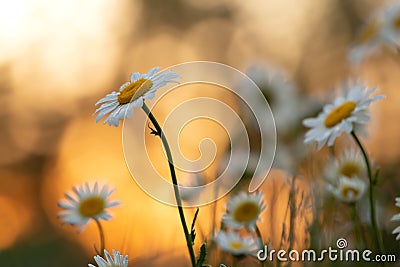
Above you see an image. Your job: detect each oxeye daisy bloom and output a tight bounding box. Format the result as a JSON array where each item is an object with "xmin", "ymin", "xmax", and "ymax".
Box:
[
  {"xmin": 391, "ymin": 198, "xmax": 400, "ymax": 240},
  {"xmin": 303, "ymin": 83, "xmax": 384, "ymax": 149},
  {"xmin": 325, "ymin": 150, "xmax": 366, "ymax": 183},
  {"xmin": 348, "ymin": 16, "xmax": 384, "ymax": 65},
  {"xmin": 58, "ymin": 182, "xmax": 119, "ymax": 232},
  {"xmin": 241, "ymin": 63, "xmax": 301, "ymax": 133},
  {"xmin": 327, "ymin": 176, "xmax": 366, "ymax": 203},
  {"xmin": 94, "ymin": 67, "xmax": 180, "ymax": 127},
  {"xmin": 222, "ymin": 191, "xmax": 265, "ymax": 231},
  {"xmin": 89, "ymin": 249, "xmax": 128, "ymax": 267},
  {"xmin": 214, "ymin": 231, "xmax": 259, "ymax": 256},
  {"xmin": 381, "ymin": 3, "xmax": 400, "ymax": 46}
]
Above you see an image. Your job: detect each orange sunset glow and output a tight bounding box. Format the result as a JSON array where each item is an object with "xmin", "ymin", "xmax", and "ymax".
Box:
[{"xmin": 2, "ymin": 0, "xmax": 400, "ymax": 266}]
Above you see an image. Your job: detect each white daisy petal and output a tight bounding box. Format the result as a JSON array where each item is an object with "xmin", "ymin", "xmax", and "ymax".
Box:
[
  {"xmin": 325, "ymin": 150, "xmax": 367, "ymax": 185},
  {"xmin": 391, "ymin": 214, "xmax": 400, "ymax": 222},
  {"xmin": 214, "ymin": 231, "xmax": 260, "ymax": 256},
  {"xmin": 223, "ymin": 191, "xmax": 265, "ymax": 231},
  {"xmin": 326, "ymin": 176, "xmax": 366, "ymax": 203},
  {"xmin": 58, "ymin": 182, "xmax": 119, "ymax": 232},
  {"xmin": 89, "ymin": 249, "xmax": 129, "ymax": 267},
  {"xmin": 94, "ymin": 67, "xmax": 180, "ymax": 127},
  {"xmin": 380, "ymin": 3, "xmax": 400, "ymax": 46},
  {"xmin": 303, "ymin": 82, "xmax": 383, "ymax": 149}
]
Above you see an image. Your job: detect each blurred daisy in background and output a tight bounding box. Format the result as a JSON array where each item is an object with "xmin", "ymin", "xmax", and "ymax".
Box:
[
  {"xmin": 214, "ymin": 231, "xmax": 259, "ymax": 256},
  {"xmin": 325, "ymin": 150, "xmax": 366, "ymax": 184},
  {"xmin": 89, "ymin": 249, "xmax": 128, "ymax": 267},
  {"xmin": 242, "ymin": 63, "xmax": 301, "ymax": 133},
  {"xmin": 222, "ymin": 191, "xmax": 265, "ymax": 231},
  {"xmin": 58, "ymin": 182, "xmax": 119, "ymax": 232},
  {"xmin": 234, "ymin": 62, "xmax": 313, "ymax": 173},
  {"xmin": 94, "ymin": 67, "xmax": 180, "ymax": 127},
  {"xmin": 303, "ymin": 82, "xmax": 384, "ymax": 149},
  {"xmin": 326, "ymin": 176, "xmax": 366, "ymax": 203},
  {"xmin": 348, "ymin": 2, "xmax": 400, "ymax": 65},
  {"xmin": 348, "ymin": 14, "xmax": 384, "ymax": 65},
  {"xmin": 381, "ymin": 2, "xmax": 400, "ymax": 46}
]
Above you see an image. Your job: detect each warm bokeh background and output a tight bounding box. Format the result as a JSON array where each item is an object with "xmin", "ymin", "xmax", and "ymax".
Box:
[{"xmin": 1, "ymin": 0, "xmax": 400, "ymax": 266}]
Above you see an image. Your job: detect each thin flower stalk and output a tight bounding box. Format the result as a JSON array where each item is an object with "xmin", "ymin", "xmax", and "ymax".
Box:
[
  {"xmin": 351, "ymin": 131, "xmax": 384, "ymax": 256},
  {"xmin": 142, "ymin": 102, "xmax": 196, "ymax": 267}
]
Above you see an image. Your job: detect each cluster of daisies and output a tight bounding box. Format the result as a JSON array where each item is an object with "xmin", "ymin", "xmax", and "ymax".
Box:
[
  {"xmin": 324, "ymin": 150, "xmax": 367, "ymax": 204},
  {"xmin": 54, "ymin": 40, "xmax": 400, "ymax": 264},
  {"xmin": 349, "ymin": 2, "xmax": 400, "ymax": 65},
  {"xmin": 214, "ymin": 191, "xmax": 265, "ymax": 258},
  {"xmin": 302, "ymin": 79, "xmax": 386, "ymax": 249},
  {"xmin": 57, "ymin": 67, "xmax": 182, "ymax": 266}
]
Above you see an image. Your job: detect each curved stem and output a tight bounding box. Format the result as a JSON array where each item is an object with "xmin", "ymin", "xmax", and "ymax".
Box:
[
  {"xmin": 94, "ymin": 219, "xmax": 105, "ymax": 257},
  {"xmin": 255, "ymin": 225, "xmax": 265, "ymax": 267},
  {"xmin": 142, "ymin": 103, "xmax": 196, "ymax": 267},
  {"xmin": 351, "ymin": 131, "xmax": 384, "ymax": 256}
]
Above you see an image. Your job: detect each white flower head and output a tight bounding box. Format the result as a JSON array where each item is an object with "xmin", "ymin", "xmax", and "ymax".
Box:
[
  {"xmin": 242, "ymin": 63, "xmax": 300, "ymax": 133},
  {"xmin": 222, "ymin": 191, "xmax": 265, "ymax": 231},
  {"xmin": 381, "ymin": 2, "xmax": 400, "ymax": 46},
  {"xmin": 348, "ymin": 14, "xmax": 384, "ymax": 65},
  {"xmin": 303, "ymin": 82, "xmax": 384, "ymax": 149},
  {"xmin": 325, "ymin": 150, "xmax": 366, "ymax": 184},
  {"xmin": 327, "ymin": 176, "xmax": 366, "ymax": 203},
  {"xmin": 58, "ymin": 182, "xmax": 119, "ymax": 232},
  {"xmin": 391, "ymin": 197, "xmax": 400, "ymax": 240},
  {"xmin": 89, "ymin": 249, "xmax": 128, "ymax": 267},
  {"xmin": 214, "ymin": 231, "xmax": 259, "ymax": 256},
  {"xmin": 94, "ymin": 67, "xmax": 180, "ymax": 127}
]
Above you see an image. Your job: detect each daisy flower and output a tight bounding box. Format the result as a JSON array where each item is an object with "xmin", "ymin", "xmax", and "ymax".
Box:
[
  {"xmin": 223, "ymin": 191, "xmax": 265, "ymax": 231},
  {"xmin": 325, "ymin": 150, "xmax": 366, "ymax": 184},
  {"xmin": 391, "ymin": 197, "xmax": 400, "ymax": 240},
  {"xmin": 214, "ymin": 231, "xmax": 259, "ymax": 256},
  {"xmin": 89, "ymin": 249, "xmax": 128, "ymax": 267},
  {"xmin": 381, "ymin": 2, "xmax": 400, "ymax": 46},
  {"xmin": 303, "ymin": 83, "xmax": 384, "ymax": 149},
  {"xmin": 241, "ymin": 63, "xmax": 301, "ymax": 133},
  {"xmin": 58, "ymin": 182, "xmax": 119, "ymax": 232},
  {"xmin": 327, "ymin": 176, "xmax": 366, "ymax": 203},
  {"xmin": 348, "ymin": 15, "xmax": 384, "ymax": 65},
  {"xmin": 94, "ymin": 67, "xmax": 180, "ymax": 127}
]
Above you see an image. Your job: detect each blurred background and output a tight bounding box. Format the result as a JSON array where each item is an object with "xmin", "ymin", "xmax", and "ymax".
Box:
[{"xmin": 1, "ymin": 0, "xmax": 400, "ymax": 266}]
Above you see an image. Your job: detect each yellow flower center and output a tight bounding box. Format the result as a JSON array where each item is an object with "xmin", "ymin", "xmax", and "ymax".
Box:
[
  {"xmin": 324, "ymin": 101, "xmax": 356, "ymax": 128},
  {"xmin": 233, "ymin": 201, "xmax": 259, "ymax": 223},
  {"xmin": 356, "ymin": 21, "xmax": 379, "ymax": 43},
  {"xmin": 117, "ymin": 78, "xmax": 153, "ymax": 105},
  {"xmin": 341, "ymin": 186, "xmax": 359, "ymax": 199},
  {"xmin": 230, "ymin": 242, "xmax": 244, "ymax": 250},
  {"xmin": 79, "ymin": 196, "xmax": 105, "ymax": 217},
  {"xmin": 339, "ymin": 162, "xmax": 360, "ymax": 178}
]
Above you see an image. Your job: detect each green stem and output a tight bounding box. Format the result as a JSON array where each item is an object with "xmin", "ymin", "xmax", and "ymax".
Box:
[
  {"xmin": 351, "ymin": 131, "xmax": 384, "ymax": 256},
  {"xmin": 94, "ymin": 219, "xmax": 105, "ymax": 257},
  {"xmin": 142, "ymin": 103, "xmax": 196, "ymax": 267},
  {"xmin": 255, "ymin": 225, "xmax": 265, "ymax": 267}
]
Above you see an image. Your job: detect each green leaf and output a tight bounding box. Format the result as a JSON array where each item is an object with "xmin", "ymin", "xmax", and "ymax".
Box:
[
  {"xmin": 147, "ymin": 123, "xmax": 160, "ymax": 136},
  {"xmin": 196, "ymin": 243, "xmax": 207, "ymax": 267},
  {"xmin": 373, "ymin": 168, "xmax": 380, "ymax": 185},
  {"xmin": 190, "ymin": 208, "xmax": 200, "ymax": 244}
]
